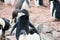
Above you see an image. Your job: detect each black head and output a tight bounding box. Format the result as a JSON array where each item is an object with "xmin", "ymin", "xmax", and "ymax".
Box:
[
  {"xmin": 19, "ymin": 15, "xmax": 29, "ymax": 21},
  {"xmin": 20, "ymin": 9, "xmax": 29, "ymax": 17}
]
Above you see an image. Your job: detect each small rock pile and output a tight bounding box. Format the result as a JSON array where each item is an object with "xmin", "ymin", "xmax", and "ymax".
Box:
[{"xmin": 36, "ymin": 22, "xmax": 60, "ymax": 40}]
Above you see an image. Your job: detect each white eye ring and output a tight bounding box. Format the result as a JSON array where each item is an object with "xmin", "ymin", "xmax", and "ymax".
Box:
[
  {"xmin": 18, "ymin": 12, "xmax": 25, "ymax": 17},
  {"xmin": 20, "ymin": 13, "xmax": 25, "ymax": 16}
]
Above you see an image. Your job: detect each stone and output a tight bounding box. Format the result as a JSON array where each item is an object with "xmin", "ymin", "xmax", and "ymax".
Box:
[
  {"xmin": 52, "ymin": 31, "xmax": 60, "ymax": 39},
  {"xmin": 40, "ymin": 33, "xmax": 54, "ymax": 40},
  {"xmin": 42, "ymin": 26, "xmax": 53, "ymax": 33},
  {"xmin": 36, "ymin": 22, "xmax": 44, "ymax": 33}
]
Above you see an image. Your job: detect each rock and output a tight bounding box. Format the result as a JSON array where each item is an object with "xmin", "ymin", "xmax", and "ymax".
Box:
[
  {"xmin": 36, "ymin": 22, "xmax": 53, "ymax": 34},
  {"xmin": 52, "ymin": 31, "xmax": 60, "ymax": 39},
  {"xmin": 42, "ymin": 26, "xmax": 53, "ymax": 33},
  {"xmin": 40, "ymin": 33, "xmax": 54, "ymax": 40},
  {"xmin": 36, "ymin": 22, "xmax": 44, "ymax": 33},
  {"xmin": 6, "ymin": 35, "xmax": 16, "ymax": 40},
  {"xmin": 56, "ymin": 37, "xmax": 60, "ymax": 40}
]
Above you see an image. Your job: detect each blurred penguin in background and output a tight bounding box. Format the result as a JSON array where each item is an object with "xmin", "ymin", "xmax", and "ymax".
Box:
[
  {"xmin": 39, "ymin": 0, "xmax": 43, "ymax": 6},
  {"xmin": 34, "ymin": 0, "xmax": 40, "ymax": 7},
  {"xmin": 15, "ymin": 0, "xmax": 30, "ymax": 10},
  {"xmin": 0, "ymin": 18, "xmax": 10, "ymax": 40},
  {"xmin": 50, "ymin": 0, "xmax": 60, "ymax": 21},
  {"xmin": 0, "ymin": 0, "xmax": 4, "ymax": 2}
]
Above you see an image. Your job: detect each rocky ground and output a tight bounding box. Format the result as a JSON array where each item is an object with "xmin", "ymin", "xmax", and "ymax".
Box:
[{"xmin": 0, "ymin": 0, "xmax": 60, "ymax": 40}]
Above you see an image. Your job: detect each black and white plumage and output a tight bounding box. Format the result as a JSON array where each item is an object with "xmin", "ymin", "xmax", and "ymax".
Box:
[
  {"xmin": 33, "ymin": 0, "xmax": 44, "ymax": 7},
  {"xmin": 12, "ymin": 9, "xmax": 38, "ymax": 33},
  {"xmin": 18, "ymin": 29, "xmax": 40, "ymax": 40},
  {"xmin": 27, "ymin": 28, "xmax": 40, "ymax": 40},
  {"xmin": 12, "ymin": 0, "xmax": 30, "ymax": 23},
  {"xmin": 34, "ymin": 0, "xmax": 40, "ymax": 7},
  {"xmin": 50, "ymin": 0, "xmax": 60, "ymax": 20},
  {"xmin": 0, "ymin": 18, "xmax": 10, "ymax": 31},
  {"xmin": 19, "ymin": 28, "xmax": 40, "ymax": 40},
  {"xmin": 18, "ymin": 30, "xmax": 29, "ymax": 40},
  {"xmin": 11, "ymin": 10, "xmax": 38, "ymax": 40},
  {"xmin": 50, "ymin": 0, "xmax": 54, "ymax": 14},
  {"xmin": 11, "ymin": 15, "xmax": 29, "ymax": 40},
  {"xmin": 54, "ymin": 3, "xmax": 60, "ymax": 20},
  {"xmin": 12, "ymin": 9, "xmax": 29, "ymax": 23},
  {"xmin": 0, "ymin": 18, "xmax": 10, "ymax": 40}
]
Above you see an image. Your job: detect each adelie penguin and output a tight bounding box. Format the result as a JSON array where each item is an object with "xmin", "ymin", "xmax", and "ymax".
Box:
[
  {"xmin": 0, "ymin": 18, "xmax": 10, "ymax": 40},
  {"xmin": 10, "ymin": 15, "xmax": 29, "ymax": 40},
  {"xmin": 50, "ymin": 0, "xmax": 60, "ymax": 21},
  {"xmin": 11, "ymin": 9, "xmax": 29, "ymax": 23},
  {"xmin": 10, "ymin": 9, "xmax": 39, "ymax": 40},
  {"xmin": 15, "ymin": 0, "xmax": 30, "ymax": 9},
  {"xmin": 11, "ymin": 9, "xmax": 37, "ymax": 31}
]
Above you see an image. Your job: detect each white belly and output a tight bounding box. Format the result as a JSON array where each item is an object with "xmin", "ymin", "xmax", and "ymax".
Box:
[{"xmin": 28, "ymin": 33, "xmax": 40, "ymax": 40}]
